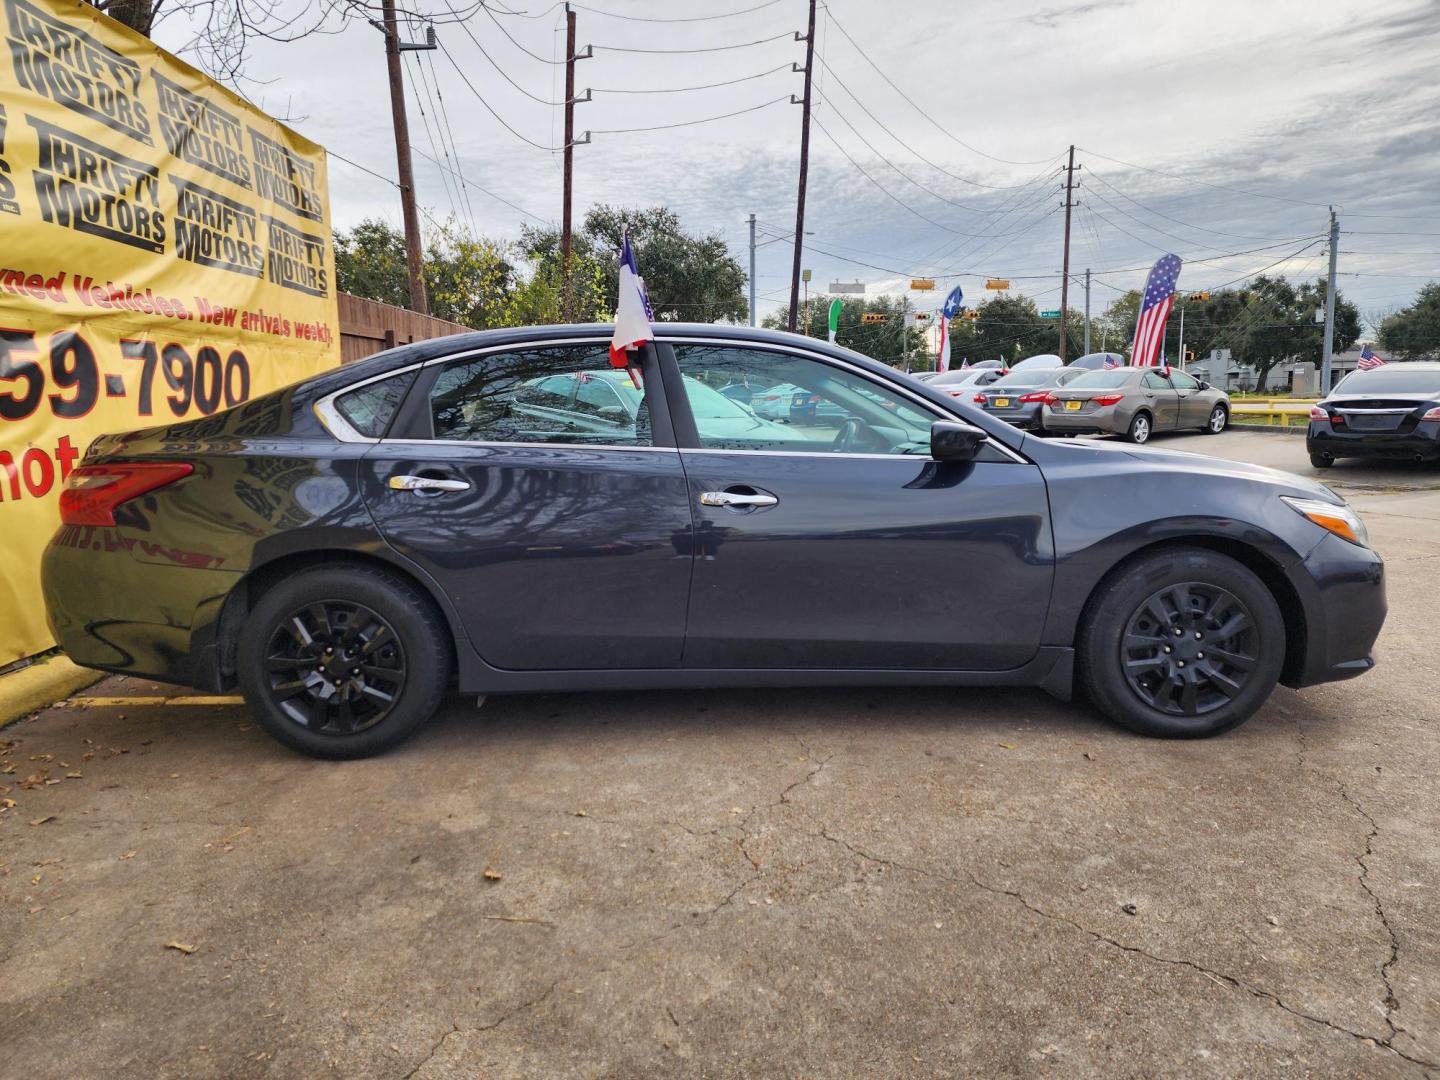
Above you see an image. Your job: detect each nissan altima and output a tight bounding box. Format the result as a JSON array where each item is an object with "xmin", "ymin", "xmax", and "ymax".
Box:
[{"xmin": 43, "ymin": 325, "xmax": 1385, "ymax": 758}]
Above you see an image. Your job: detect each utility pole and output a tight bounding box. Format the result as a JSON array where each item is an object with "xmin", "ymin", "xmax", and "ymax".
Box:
[
  {"xmin": 1083, "ymin": 267, "xmax": 1091, "ymax": 355},
  {"xmin": 1178, "ymin": 299, "xmax": 1186, "ymax": 370},
  {"xmin": 1320, "ymin": 207, "xmax": 1340, "ymax": 396},
  {"xmin": 748, "ymin": 213, "xmax": 757, "ymax": 327},
  {"xmin": 1058, "ymin": 144, "xmax": 1076, "ymax": 361},
  {"xmin": 561, "ymin": 5, "xmax": 577, "ymax": 321},
  {"xmin": 379, "ymin": 0, "xmax": 431, "ymax": 314},
  {"xmin": 787, "ymin": 0, "xmax": 817, "ymax": 334}
]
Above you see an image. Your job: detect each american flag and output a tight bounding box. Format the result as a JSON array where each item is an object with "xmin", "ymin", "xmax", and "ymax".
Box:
[
  {"xmin": 1357, "ymin": 345, "xmax": 1387, "ymax": 370},
  {"xmin": 1131, "ymin": 254, "xmax": 1183, "ymax": 367},
  {"xmin": 1103, "ymin": 354, "xmax": 1120, "ymax": 369}
]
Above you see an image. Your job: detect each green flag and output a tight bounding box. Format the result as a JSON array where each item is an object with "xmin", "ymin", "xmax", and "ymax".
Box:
[{"xmin": 827, "ymin": 298, "xmax": 843, "ymax": 343}]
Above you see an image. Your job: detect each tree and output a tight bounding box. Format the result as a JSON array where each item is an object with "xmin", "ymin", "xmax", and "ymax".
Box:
[
  {"xmin": 762, "ymin": 295, "xmax": 929, "ymax": 369},
  {"xmin": 1379, "ymin": 282, "xmax": 1440, "ymax": 359},
  {"xmin": 520, "ymin": 205, "xmax": 747, "ymax": 324},
  {"xmin": 334, "ymin": 216, "xmax": 593, "ymax": 329}
]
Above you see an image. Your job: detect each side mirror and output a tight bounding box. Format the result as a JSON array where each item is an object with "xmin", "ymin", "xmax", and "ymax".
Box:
[
  {"xmin": 1197, "ymin": 380, "xmax": 1211, "ymax": 390},
  {"xmin": 931, "ymin": 420, "xmax": 988, "ymax": 462}
]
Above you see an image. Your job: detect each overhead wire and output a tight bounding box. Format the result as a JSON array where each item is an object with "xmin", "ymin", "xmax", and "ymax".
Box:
[
  {"xmin": 438, "ymin": 39, "xmax": 568, "ymax": 150},
  {"xmin": 590, "ymin": 29, "xmax": 796, "ymax": 54}
]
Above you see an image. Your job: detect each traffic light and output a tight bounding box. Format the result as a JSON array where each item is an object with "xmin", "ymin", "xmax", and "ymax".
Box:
[
  {"xmin": 1184, "ymin": 350, "xmax": 1196, "ymax": 363},
  {"xmin": 1187, "ymin": 291, "xmax": 1211, "ymax": 302},
  {"xmin": 913, "ymin": 312, "xmax": 930, "ymax": 321},
  {"xmin": 861, "ymin": 313, "xmax": 887, "ymax": 324},
  {"xmin": 962, "ymin": 309, "xmax": 980, "ymax": 321}
]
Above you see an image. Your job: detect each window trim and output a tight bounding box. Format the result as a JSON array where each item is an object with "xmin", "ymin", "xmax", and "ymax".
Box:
[
  {"xmin": 659, "ymin": 337, "xmax": 1028, "ymax": 465},
  {"xmin": 316, "ymin": 337, "xmax": 676, "ymax": 451}
]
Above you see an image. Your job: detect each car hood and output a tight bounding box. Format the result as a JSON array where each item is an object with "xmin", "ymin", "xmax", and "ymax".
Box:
[{"xmin": 1033, "ymin": 436, "xmax": 1344, "ymax": 504}]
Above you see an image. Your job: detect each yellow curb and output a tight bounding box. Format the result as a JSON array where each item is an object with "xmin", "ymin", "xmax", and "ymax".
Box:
[
  {"xmin": 65, "ymin": 695, "xmax": 247, "ymax": 708},
  {"xmin": 0, "ymin": 655, "xmax": 103, "ymax": 729}
]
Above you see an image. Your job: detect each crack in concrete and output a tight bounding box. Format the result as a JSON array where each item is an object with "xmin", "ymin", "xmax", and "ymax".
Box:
[
  {"xmin": 400, "ymin": 983, "xmax": 557, "ymax": 1078},
  {"xmin": 1335, "ymin": 780, "xmax": 1403, "ymax": 1040},
  {"xmin": 808, "ymin": 824, "xmax": 1437, "ymax": 1073}
]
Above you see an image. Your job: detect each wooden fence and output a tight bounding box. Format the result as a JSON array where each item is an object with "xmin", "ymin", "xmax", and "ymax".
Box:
[{"xmin": 338, "ymin": 292, "xmax": 472, "ymax": 364}]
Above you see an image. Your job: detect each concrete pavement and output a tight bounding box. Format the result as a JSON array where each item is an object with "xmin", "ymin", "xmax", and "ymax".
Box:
[{"xmin": 1, "ymin": 434, "xmax": 1437, "ymax": 1078}]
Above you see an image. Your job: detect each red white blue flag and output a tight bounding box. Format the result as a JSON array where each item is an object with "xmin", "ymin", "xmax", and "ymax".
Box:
[
  {"xmin": 937, "ymin": 285, "xmax": 963, "ymax": 372},
  {"xmin": 1357, "ymin": 345, "xmax": 1387, "ymax": 370},
  {"xmin": 610, "ymin": 231, "xmax": 654, "ymax": 368},
  {"xmin": 1131, "ymin": 254, "xmax": 1182, "ymax": 367}
]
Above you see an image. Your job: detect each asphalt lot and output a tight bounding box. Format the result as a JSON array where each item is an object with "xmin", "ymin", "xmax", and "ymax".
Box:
[{"xmin": 2, "ymin": 429, "xmax": 1438, "ymax": 1078}]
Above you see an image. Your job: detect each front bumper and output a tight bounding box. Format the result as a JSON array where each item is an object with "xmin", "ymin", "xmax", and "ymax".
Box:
[
  {"xmin": 1283, "ymin": 530, "xmax": 1386, "ymax": 688},
  {"xmin": 1307, "ymin": 421, "xmax": 1440, "ymax": 460}
]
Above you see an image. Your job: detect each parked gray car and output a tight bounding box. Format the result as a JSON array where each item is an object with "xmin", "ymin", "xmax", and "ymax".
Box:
[
  {"xmin": 1043, "ymin": 366, "xmax": 1230, "ymax": 444},
  {"xmin": 973, "ymin": 366, "xmax": 1090, "ymax": 432}
]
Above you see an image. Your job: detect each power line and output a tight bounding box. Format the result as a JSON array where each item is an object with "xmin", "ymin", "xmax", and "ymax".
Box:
[
  {"xmin": 821, "ymin": 6, "xmax": 1056, "ymax": 167},
  {"xmin": 488, "ymin": 0, "xmax": 786, "ymax": 21},
  {"xmin": 438, "ymin": 39, "xmax": 568, "ymax": 150},
  {"xmin": 1081, "ymin": 168, "xmax": 1302, "ymax": 243},
  {"xmin": 1076, "ymin": 146, "xmax": 1330, "ymax": 209},
  {"xmin": 412, "ymin": 144, "xmax": 551, "ymax": 222},
  {"xmin": 590, "ymin": 62, "xmax": 793, "ymax": 95},
  {"xmin": 590, "ymin": 29, "xmax": 796, "ymax": 54},
  {"xmin": 445, "ymin": 1, "xmax": 565, "ymax": 104},
  {"xmin": 480, "ymin": 2, "xmax": 566, "ymax": 63},
  {"xmin": 589, "ymin": 95, "xmax": 791, "ymax": 134}
]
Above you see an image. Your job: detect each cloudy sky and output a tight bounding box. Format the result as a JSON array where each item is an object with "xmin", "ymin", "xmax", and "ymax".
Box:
[{"xmin": 158, "ymin": 0, "xmax": 1440, "ymax": 327}]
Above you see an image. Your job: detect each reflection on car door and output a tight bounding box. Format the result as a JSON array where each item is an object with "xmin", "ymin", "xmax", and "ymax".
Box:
[
  {"xmin": 1169, "ymin": 370, "xmax": 1210, "ymax": 427},
  {"xmin": 1140, "ymin": 371, "xmax": 1179, "ymax": 430},
  {"xmin": 359, "ymin": 342, "xmax": 694, "ymax": 671},
  {"xmin": 663, "ymin": 342, "xmax": 1054, "ymax": 671}
]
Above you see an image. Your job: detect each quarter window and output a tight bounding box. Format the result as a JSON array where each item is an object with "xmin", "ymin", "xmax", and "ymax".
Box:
[
  {"xmin": 428, "ymin": 344, "xmax": 653, "ymax": 446},
  {"xmin": 673, "ymin": 345, "xmax": 933, "ymax": 455},
  {"xmin": 334, "ymin": 371, "xmax": 416, "ymax": 438}
]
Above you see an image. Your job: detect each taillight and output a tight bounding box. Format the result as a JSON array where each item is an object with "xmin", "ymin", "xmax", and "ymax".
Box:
[
  {"xmin": 807, "ymin": 394, "xmax": 820, "ymax": 405},
  {"xmin": 1093, "ymin": 394, "xmax": 1125, "ymax": 406},
  {"xmin": 1019, "ymin": 391, "xmax": 1050, "ymax": 403},
  {"xmin": 1309, "ymin": 406, "xmax": 1331, "ymax": 421},
  {"xmin": 1043, "ymin": 392, "xmax": 1059, "ymax": 406},
  {"xmin": 58, "ymin": 463, "xmax": 193, "ymax": 526},
  {"xmin": 947, "ymin": 390, "xmax": 966, "ymax": 397},
  {"xmin": 1422, "ymin": 407, "xmax": 1440, "ymax": 421},
  {"xmin": 973, "ymin": 393, "xmax": 987, "ymax": 404}
]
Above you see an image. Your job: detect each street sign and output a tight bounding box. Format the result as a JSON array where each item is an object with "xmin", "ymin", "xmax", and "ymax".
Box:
[
  {"xmin": 910, "ymin": 279, "xmax": 935, "ymax": 291},
  {"xmin": 985, "ymin": 279, "xmax": 1010, "ymax": 290},
  {"xmin": 829, "ymin": 281, "xmax": 866, "ymax": 294},
  {"xmin": 1040, "ymin": 309, "xmax": 1061, "ymax": 318},
  {"xmin": 801, "ymin": 269, "xmax": 812, "ymax": 283}
]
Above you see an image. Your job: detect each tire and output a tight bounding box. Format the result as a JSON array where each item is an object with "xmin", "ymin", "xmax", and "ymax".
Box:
[
  {"xmin": 1077, "ymin": 547, "xmax": 1285, "ymax": 738},
  {"xmin": 237, "ymin": 565, "xmax": 452, "ymax": 759},
  {"xmin": 1309, "ymin": 452, "xmax": 1334, "ymax": 469},
  {"xmin": 1202, "ymin": 404, "xmax": 1228, "ymax": 434},
  {"xmin": 1126, "ymin": 411, "xmax": 1152, "ymax": 444}
]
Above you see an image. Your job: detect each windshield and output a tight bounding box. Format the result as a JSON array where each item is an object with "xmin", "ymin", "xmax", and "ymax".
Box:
[
  {"xmin": 1067, "ymin": 369, "xmax": 1133, "ymax": 389},
  {"xmin": 930, "ymin": 370, "xmax": 984, "ymax": 386},
  {"xmin": 1332, "ymin": 367, "xmax": 1440, "ymax": 395}
]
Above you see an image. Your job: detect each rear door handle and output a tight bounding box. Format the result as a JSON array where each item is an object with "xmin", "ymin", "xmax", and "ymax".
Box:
[
  {"xmin": 388, "ymin": 474, "xmax": 471, "ymax": 494},
  {"xmin": 699, "ymin": 490, "xmax": 778, "ymax": 510}
]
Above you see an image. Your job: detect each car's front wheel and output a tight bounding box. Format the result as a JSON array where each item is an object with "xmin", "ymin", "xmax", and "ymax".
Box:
[
  {"xmin": 1203, "ymin": 405, "xmax": 1228, "ymax": 434},
  {"xmin": 1126, "ymin": 411, "xmax": 1152, "ymax": 444},
  {"xmin": 237, "ymin": 564, "xmax": 452, "ymax": 759},
  {"xmin": 1078, "ymin": 547, "xmax": 1285, "ymax": 737}
]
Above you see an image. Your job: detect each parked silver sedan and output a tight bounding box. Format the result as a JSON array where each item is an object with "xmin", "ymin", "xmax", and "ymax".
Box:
[{"xmin": 1042, "ymin": 367, "xmax": 1231, "ymax": 444}]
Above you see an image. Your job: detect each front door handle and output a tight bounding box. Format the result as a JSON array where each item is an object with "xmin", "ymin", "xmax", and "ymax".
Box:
[
  {"xmin": 699, "ymin": 490, "xmax": 778, "ymax": 510},
  {"xmin": 388, "ymin": 474, "xmax": 471, "ymax": 494}
]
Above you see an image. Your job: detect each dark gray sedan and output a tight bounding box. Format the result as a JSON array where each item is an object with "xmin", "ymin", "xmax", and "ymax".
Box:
[
  {"xmin": 43, "ymin": 325, "xmax": 1381, "ymax": 758},
  {"xmin": 1043, "ymin": 366, "xmax": 1231, "ymax": 443}
]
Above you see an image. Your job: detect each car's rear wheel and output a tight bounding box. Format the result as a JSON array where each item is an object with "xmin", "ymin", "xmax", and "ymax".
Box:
[
  {"xmin": 1078, "ymin": 547, "xmax": 1285, "ymax": 737},
  {"xmin": 1126, "ymin": 411, "xmax": 1152, "ymax": 444},
  {"xmin": 1309, "ymin": 452, "xmax": 1334, "ymax": 469},
  {"xmin": 1203, "ymin": 405, "xmax": 1228, "ymax": 434},
  {"xmin": 237, "ymin": 565, "xmax": 451, "ymax": 759}
]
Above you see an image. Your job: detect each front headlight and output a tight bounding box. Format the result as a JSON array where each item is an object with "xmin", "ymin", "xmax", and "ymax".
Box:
[{"xmin": 1281, "ymin": 496, "xmax": 1370, "ymax": 548}]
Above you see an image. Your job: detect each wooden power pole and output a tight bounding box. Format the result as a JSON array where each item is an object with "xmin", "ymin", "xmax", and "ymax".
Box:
[
  {"xmin": 787, "ymin": 0, "xmax": 817, "ymax": 334},
  {"xmin": 561, "ymin": 5, "xmax": 577, "ymax": 321},
  {"xmin": 1058, "ymin": 144, "xmax": 1076, "ymax": 361},
  {"xmin": 380, "ymin": 0, "xmax": 429, "ymax": 315}
]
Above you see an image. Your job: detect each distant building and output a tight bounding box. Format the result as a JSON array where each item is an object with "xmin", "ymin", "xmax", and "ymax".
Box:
[{"xmin": 1187, "ymin": 343, "xmax": 1384, "ymax": 396}]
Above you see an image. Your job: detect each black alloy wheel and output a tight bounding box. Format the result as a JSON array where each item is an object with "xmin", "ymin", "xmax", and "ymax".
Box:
[
  {"xmin": 1119, "ymin": 583, "xmax": 1257, "ymax": 717},
  {"xmin": 238, "ymin": 565, "xmax": 451, "ymax": 758},
  {"xmin": 263, "ymin": 600, "xmax": 406, "ymax": 735}
]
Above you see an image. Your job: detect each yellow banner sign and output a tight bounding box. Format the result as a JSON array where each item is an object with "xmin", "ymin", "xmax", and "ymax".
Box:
[{"xmin": 0, "ymin": 0, "xmax": 339, "ymax": 663}]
